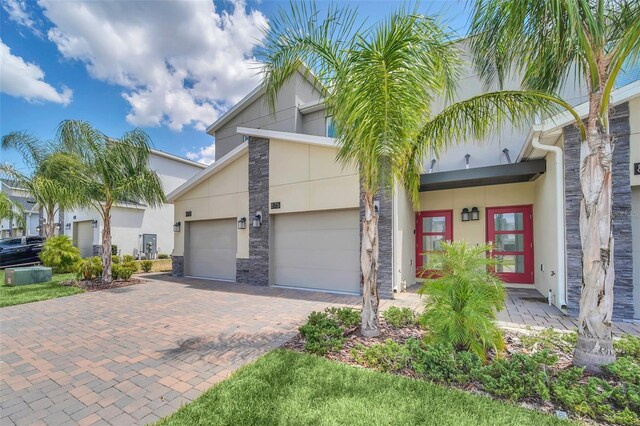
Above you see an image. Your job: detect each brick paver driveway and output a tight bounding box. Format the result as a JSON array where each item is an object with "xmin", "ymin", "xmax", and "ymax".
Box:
[{"xmin": 1, "ymin": 275, "xmax": 358, "ymax": 425}]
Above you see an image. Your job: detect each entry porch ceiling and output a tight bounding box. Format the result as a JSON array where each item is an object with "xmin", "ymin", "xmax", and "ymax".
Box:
[{"xmin": 419, "ymin": 159, "xmax": 546, "ymax": 192}]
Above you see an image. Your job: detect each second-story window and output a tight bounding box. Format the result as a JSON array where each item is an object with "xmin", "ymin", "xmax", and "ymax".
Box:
[{"xmin": 326, "ymin": 116, "xmax": 336, "ymax": 138}]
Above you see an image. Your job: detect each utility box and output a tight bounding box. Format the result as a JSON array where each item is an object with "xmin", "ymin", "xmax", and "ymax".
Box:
[{"xmin": 4, "ymin": 266, "xmax": 53, "ymax": 286}]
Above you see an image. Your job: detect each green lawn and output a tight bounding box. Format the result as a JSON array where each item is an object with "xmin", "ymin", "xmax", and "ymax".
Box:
[
  {"xmin": 159, "ymin": 350, "xmax": 571, "ymax": 426},
  {"xmin": 0, "ymin": 270, "xmax": 83, "ymax": 308}
]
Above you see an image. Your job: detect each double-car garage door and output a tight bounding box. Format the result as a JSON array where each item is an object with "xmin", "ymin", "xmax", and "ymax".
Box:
[
  {"xmin": 272, "ymin": 209, "xmax": 360, "ymax": 294},
  {"xmin": 187, "ymin": 219, "xmax": 237, "ymax": 281}
]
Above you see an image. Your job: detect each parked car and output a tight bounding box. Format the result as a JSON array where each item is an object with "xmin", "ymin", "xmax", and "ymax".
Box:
[{"xmin": 0, "ymin": 236, "xmax": 45, "ymax": 268}]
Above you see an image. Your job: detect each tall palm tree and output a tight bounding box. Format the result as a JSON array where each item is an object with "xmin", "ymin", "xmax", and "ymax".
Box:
[
  {"xmin": 57, "ymin": 120, "xmax": 165, "ymax": 284},
  {"xmin": 1, "ymin": 132, "xmax": 79, "ymax": 239},
  {"xmin": 0, "ymin": 192, "xmax": 26, "ymax": 234},
  {"xmin": 261, "ymin": 2, "xmax": 567, "ymax": 337},
  {"xmin": 469, "ymin": 0, "xmax": 640, "ymax": 371}
]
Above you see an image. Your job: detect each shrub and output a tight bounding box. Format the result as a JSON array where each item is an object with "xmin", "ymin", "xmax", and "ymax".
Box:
[
  {"xmin": 112, "ymin": 255, "xmax": 121, "ymax": 264},
  {"xmin": 118, "ymin": 264, "xmax": 136, "ymax": 281},
  {"xmin": 615, "ymin": 335, "xmax": 640, "ymax": 360},
  {"xmin": 382, "ymin": 307, "xmax": 416, "ymax": 328},
  {"xmin": 299, "ymin": 311, "xmax": 344, "ymax": 355},
  {"xmin": 406, "ymin": 339, "xmax": 481, "ymax": 384},
  {"xmin": 473, "ymin": 351, "xmax": 557, "ymax": 401},
  {"xmin": 38, "ymin": 235, "xmax": 81, "ymax": 273},
  {"xmin": 140, "ymin": 260, "xmax": 153, "ymax": 273},
  {"xmin": 325, "ymin": 307, "xmax": 360, "ymax": 328},
  {"xmin": 603, "ymin": 357, "xmax": 640, "ymax": 385},
  {"xmin": 158, "ymin": 253, "xmax": 169, "ymax": 259},
  {"xmin": 352, "ymin": 339, "xmax": 410, "ymax": 372},
  {"xmin": 520, "ymin": 327, "xmax": 577, "ymax": 354},
  {"xmin": 419, "ymin": 242, "xmax": 506, "ymax": 360},
  {"xmin": 122, "ymin": 254, "xmax": 135, "ymax": 263},
  {"xmin": 111, "ymin": 245, "xmax": 118, "ymax": 256},
  {"xmin": 76, "ymin": 256, "xmax": 102, "ymax": 281}
]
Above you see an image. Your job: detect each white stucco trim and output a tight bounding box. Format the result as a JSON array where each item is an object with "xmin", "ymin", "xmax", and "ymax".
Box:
[
  {"xmin": 237, "ymin": 127, "xmax": 337, "ymax": 148},
  {"xmin": 150, "ymin": 149, "xmax": 206, "ymax": 168},
  {"xmin": 298, "ymin": 98, "xmax": 326, "ymax": 114},
  {"xmin": 166, "ymin": 142, "xmax": 249, "ymax": 203}
]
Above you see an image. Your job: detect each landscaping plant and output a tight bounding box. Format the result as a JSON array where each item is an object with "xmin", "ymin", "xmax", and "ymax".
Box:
[
  {"xmin": 470, "ymin": 0, "xmax": 640, "ymax": 372},
  {"xmin": 76, "ymin": 256, "xmax": 102, "ymax": 281},
  {"xmin": 140, "ymin": 260, "xmax": 153, "ymax": 273},
  {"xmin": 39, "ymin": 235, "xmax": 81, "ymax": 273},
  {"xmin": 158, "ymin": 253, "xmax": 169, "ymax": 259},
  {"xmin": 324, "ymin": 307, "xmax": 360, "ymax": 329},
  {"xmin": 419, "ymin": 241, "xmax": 506, "ymax": 359},
  {"xmin": 299, "ymin": 311, "xmax": 345, "ymax": 355},
  {"xmin": 351, "ymin": 339, "xmax": 410, "ymax": 372},
  {"xmin": 382, "ymin": 307, "xmax": 416, "ymax": 328},
  {"xmin": 0, "ymin": 192, "xmax": 25, "ymax": 231},
  {"xmin": 405, "ymin": 339, "xmax": 481, "ymax": 384},
  {"xmin": 261, "ymin": 1, "xmax": 560, "ymax": 337}
]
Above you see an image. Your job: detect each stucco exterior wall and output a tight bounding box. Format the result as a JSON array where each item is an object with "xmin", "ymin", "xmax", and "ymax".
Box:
[
  {"xmin": 630, "ymin": 97, "xmax": 640, "ymax": 187},
  {"xmin": 532, "ymin": 137, "xmax": 563, "ymax": 304},
  {"xmin": 632, "ymin": 187, "xmax": 640, "ymax": 319},
  {"xmin": 268, "ymin": 139, "xmax": 359, "ymax": 214},
  {"xmin": 394, "ymin": 184, "xmax": 417, "ymax": 291},
  {"xmin": 172, "ymin": 153, "xmax": 249, "ymax": 258},
  {"xmin": 417, "ymin": 182, "xmax": 536, "ymax": 281}
]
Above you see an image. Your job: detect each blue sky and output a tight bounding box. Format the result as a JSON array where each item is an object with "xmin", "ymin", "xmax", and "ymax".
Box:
[{"xmin": 0, "ymin": 0, "xmax": 469, "ymax": 170}]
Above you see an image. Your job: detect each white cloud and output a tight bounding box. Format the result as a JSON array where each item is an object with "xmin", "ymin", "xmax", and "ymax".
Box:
[
  {"xmin": 39, "ymin": 0, "xmax": 267, "ymax": 131},
  {"xmin": 0, "ymin": 39, "xmax": 72, "ymax": 105},
  {"xmin": 186, "ymin": 144, "xmax": 216, "ymax": 165},
  {"xmin": 1, "ymin": 0, "xmax": 39, "ymax": 33}
]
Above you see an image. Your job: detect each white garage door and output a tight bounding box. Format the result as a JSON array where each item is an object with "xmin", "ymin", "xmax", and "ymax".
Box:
[
  {"xmin": 273, "ymin": 209, "xmax": 360, "ymax": 293},
  {"xmin": 76, "ymin": 221, "xmax": 94, "ymax": 258},
  {"xmin": 187, "ymin": 219, "xmax": 237, "ymax": 281}
]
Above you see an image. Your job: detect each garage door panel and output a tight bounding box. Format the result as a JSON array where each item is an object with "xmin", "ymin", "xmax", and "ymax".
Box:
[
  {"xmin": 187, "ymin": 219, "xmax": 236, "ymax": 281},
  {"xmin": 273, "ymin": 209, "xmax": 360, "ymax": 293}
]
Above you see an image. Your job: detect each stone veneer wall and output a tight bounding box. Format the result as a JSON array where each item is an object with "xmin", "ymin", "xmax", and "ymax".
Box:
[
  {"xmin": 171, "ymin": 255, "xmax": 184, "ymax": 277},
  {"xmin": 248, "ymin": 137, "xmax": 270, "ymax": 286},
  {"xmin": 236, "ymin": 258, "xmax": 250, "ymax": 284},
  {"xmin": 92, "ymin": 245, "xmax": 103, "ymax": 256},
  {"xmin": 563, "ymin": 102, "xmax": 634, "ymax": 320},
  {"xmin": 360, "ymin": 184, "xmax": 394, "ymax": 299}
]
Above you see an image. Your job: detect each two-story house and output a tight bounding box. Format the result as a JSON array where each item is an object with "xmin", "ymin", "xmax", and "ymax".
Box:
[{"xmin": 168, "ymin": 54, "xmax": 639, "ymax": 321}]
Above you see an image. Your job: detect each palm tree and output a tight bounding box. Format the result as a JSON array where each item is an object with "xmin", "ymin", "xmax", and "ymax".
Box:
[
  {"xmin": 57, "ymin": 120, "xmax": 165, "ymax": 284},
  {"xmin": 469, "ymin": 0, "xmax": 640, "ymax": 372},
  {"xmin": 1, "ymin": 132, "xmax": 79, "ymax": 239},
  {"xmin": 0, "ymin": 192, "xmax": 26, "ymax": 234},
  {"xmin": 261, "ymin": 2, "xmax": 566, "ymax": 337}
]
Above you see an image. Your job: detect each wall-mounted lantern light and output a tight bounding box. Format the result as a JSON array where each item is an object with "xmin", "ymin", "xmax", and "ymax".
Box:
[
  {"xmin": 173, "ymin": 221, "xmax": 181, "ymax": 232},
  {"xmin": 55, "ymin": 222, "xmax": 61, "ymax": 230},
  {"xmin": 92, "ymin": 219, "xmax": 98, "ymax": 228},
  {"xmin": 237, "ymin": 217, "xmax": 247, "ymax": 229},
  {"xmin": 465, "ymin": 153, "xmax": 471, "ymax": 169},
  {"xmin": 252, "ymin": 211, "xmax": 262, "ymax": 228},
  {"xmin": 461, "ymin": 208, "xmax": 470, "ymax": 222},
  {"xmin": 36, "ymin": 225, "xmax": 41, "ymax": 233},
  {"xmin": 65, "ymin": 223, "xmax": 71, "ymax": 231},
  {"xmin": 470, "ymin": 207, "xmax": 480, "ymax": 221}
]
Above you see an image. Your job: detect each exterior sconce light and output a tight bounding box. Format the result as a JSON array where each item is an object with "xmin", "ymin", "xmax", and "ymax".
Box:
[
  {"xmin": 36, "ymin": 225, "xmax": 41, "ymax": 233},
  {"xmin": 65, "ymin": 223, "xmax": 71, "ymax": 230},
  {"xmin": 461, "ymin": 208, "xmax": 470, "ymax": 222},
  {"xmin": 470, "ymin": 207, "xmax": 480, "ymax": 221},
  {"xmin": 465, "ymin": 153, "xmax": 471, "ymax": 169},
  {"xmin": 173, "ymin": 221, "xmax": 181, "ymax": 232},
  {"xmin": 237, "ymin": 217, "xmax": 247, "ymax": 229},
  {"xmin": 252, "ymin": 211, "xmax": 262, "ymax": 228},
  {"xmin": 55, "ymin": 223, "xmax": 61, "ymax": 230},
  {"xmin": 92, "ymin": 219, "xmax": 98, "ymax": 228}
]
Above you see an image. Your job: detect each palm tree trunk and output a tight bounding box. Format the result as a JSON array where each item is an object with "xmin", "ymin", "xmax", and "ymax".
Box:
[
  {"xmin": 573, "ymin": 124, "xmax": 616, "ymax": 372},
  {"xmin": 45, "ymin": 208, "xmax": 56, "ymax": 240},
  {"xmin": 360, "ymin": 191, "xmax": 380, "ymax": 337},
  {"xmin": 101, "ymin": 209, "xmax": 112, "ymax": 284}
]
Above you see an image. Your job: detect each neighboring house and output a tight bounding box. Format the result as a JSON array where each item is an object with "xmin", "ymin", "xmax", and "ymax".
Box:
[
  {"xmin": 0, "ymin": 179, "xmax": 40, "ymax": 238},
  {"xmin": 63, "ymin": 150, "xmax": 205, "ymax": 258},
  {"xmin": 168, "ymin": 59, "xmax": 640, "ymax": 321}
]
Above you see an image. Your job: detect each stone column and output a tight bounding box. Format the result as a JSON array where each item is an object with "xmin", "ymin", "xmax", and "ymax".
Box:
[
  {"xmin": 171, "ymin": 256, "xmax": 184, "ymax": 277},
  {"xmin": 248, "ymin": 137, "xmax": 270, "ymax": 286}
]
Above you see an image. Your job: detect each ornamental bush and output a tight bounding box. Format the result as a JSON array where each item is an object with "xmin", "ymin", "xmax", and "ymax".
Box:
[
  {"xmin": 140, "ymin": 260, "xmax": 153, "ymax": 273},
  {"xmin": 76, "ymin": 256, "xmax": 102, "ymax": 281},
  {"xmin": 406, "ymin": 339, "xmax": 481, "ymax": 384},
  {"xmin": 615, "ymin": 334, "xmax": 640, "ymax": 360},
  {"xmin": 299, "ymin": 311, "xmax": 344, "ymax": 355},
  {"xmin": 39, "ymin": 235, "xmax": 81, "ymax": 273},
  {"xmin": 382, "ymin": 306, "xmax": 416, "ymax": 328},
  {"xmin": 122, "ymin": 254, "xmax": 135, "ymax": 263},
  {"xmin": 325, "ymin": 306, "xmax": 360, "ymax": 328},
  {"xmin": 352, "ymin": 339, "xmax": 410, "ymax": 372},
  {"xmin": 158, "ymin": 253, "xmax": 170, "ymax": 259},
  {"xmin": 419, "ymin": 241, "xmax": 506, "ymax": 360}
]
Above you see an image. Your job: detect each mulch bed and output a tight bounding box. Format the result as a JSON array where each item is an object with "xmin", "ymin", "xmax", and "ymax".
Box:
[{"xmin": 60, "ymin": 277, "xmax": 147, "ymax": 291}]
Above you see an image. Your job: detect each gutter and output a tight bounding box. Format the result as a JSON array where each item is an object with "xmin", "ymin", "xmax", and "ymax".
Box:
[{"xmin": 531, "ymin": 133, "xmax": 568, "ymax": 310}]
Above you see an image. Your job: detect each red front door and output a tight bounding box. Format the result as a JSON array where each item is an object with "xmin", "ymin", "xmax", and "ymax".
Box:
[
  {"xmin": 415, "ymin": 210, "xmax": 453, "ymax": 277},
  {"xmin": 486, "ymin": 205, "xmax": 534, "ymax": 284}
]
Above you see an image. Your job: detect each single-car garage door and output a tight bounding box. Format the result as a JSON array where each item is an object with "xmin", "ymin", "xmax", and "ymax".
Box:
[
  {"xmin": 273, "ymin": 209, "xmax": 360, "ymax": 293},
  {"xmin": 187, "ymin": 219, "xmax": 237, "ymax": 281},
  {"xmin": 75, "ymin": 221, "xmax": 94, "ymax": 258}
]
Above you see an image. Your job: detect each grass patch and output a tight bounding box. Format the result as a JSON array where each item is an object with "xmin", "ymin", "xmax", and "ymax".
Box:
[
  {"xmin": 159, "ymin": 350, "xmax": 571, "ymax": 426},
  {"xmin": 135, "ymin": 259, "xmax": 172, "ymax": 273},
  {"xmin": 0, "ymin": 270, "xmax": 83, "ymax": 308}
]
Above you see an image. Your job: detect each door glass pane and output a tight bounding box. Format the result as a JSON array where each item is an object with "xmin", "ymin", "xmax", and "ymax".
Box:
[
  {"xmin": 494, "ymin": 212, "xmax": 524, "ymax": 231},
  {"xmin": 494, "ymin": 234, "xmax": 524, "ymax": 252},
  {"xmin": 423, "ymin": 235, "xmax": 444, "ymax": 252},
  {"xmin": 423, "ymin": 252, "xmax": 440, "ymax": 270},
  {"xmin": 423, "ymin": 216, "xmax": 446, "ymax": 233},
  {"xmin": 495, "ymin": 255, "xmax": 525, "ymax": 273}
]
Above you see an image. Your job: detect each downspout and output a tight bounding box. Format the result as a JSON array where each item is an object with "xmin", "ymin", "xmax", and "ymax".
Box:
[{"xmin": 531, "ymin": 134, "xmax": 568, "ymax": 310}]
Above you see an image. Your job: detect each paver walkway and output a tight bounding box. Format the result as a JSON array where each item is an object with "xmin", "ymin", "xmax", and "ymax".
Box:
[
  {"xmin": 1, "ymin": 276, "xmax": 358, "ymax": 425},
  {"xmin": 1, "ymin": 275, "xmax": 638, "ymax": 426}
]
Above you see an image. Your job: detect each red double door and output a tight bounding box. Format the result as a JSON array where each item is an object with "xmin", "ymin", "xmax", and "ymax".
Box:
[{"xmin": 415, "ymin": 205, "xmax": 534, "ymax": 284}]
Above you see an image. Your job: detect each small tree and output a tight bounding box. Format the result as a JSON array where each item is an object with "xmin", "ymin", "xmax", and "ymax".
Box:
[
  {"xmin": 39, "ymin": 235, "xmax": 81, "ymax": 273},
  {"xmin": 1, "ymin": 133, "xmax": 79, "ymax": 239},
  {"xmin": 57, "ymin": 120, "xmax": 165, "ymax": 284},
  {"xmin": 0, "ymin": 192, "xmax": 26, "ymax": 233}
]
